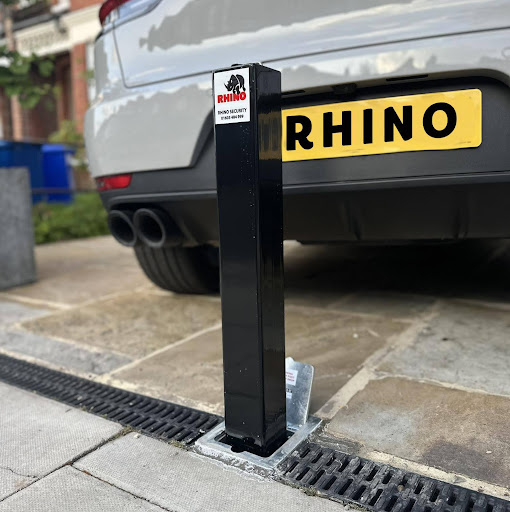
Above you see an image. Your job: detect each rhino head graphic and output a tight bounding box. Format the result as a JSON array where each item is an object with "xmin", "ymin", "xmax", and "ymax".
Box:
[{"xmin": 224, "ymin": 74, "xmax": 246, "ymax": 95}]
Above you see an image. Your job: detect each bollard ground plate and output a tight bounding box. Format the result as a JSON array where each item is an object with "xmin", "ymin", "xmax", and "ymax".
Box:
[{"xmin": 195, "ymin": 417, "xmax": 321, "ymax": 473}]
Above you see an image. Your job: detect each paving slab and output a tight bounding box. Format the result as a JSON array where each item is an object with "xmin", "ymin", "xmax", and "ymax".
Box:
[
  {"xmin": 0, "ymin": 466, "xmax": 165, "ymax": 511},
  {"xmin": 0, "ymin": 236, "xmax": 149, "ymax": 306},
  {"xmin": 284, "ymin": 243, "xmax": 370, "ymax": 309},
  {"xmin": 110, "ymin": 328, "xmax": 224, "ymax": 412},
  {"xmin": 113, "ymin": 308, "xmax": 406, "ymax": 414},
  {"xmin": 337, "ymin": 292, "xmax": 434, "ymax": 319},
  {"xmin": 378, "ymin": 302, "xmax": 510, "ymax": 397},
  {"xmin": 0, "ymin": 468, "xmax": 35, "ymax": 503},
  {"xmin": 327, "ymin": 377, "xmax": 510, "ymax": 488},
  {"xmin": 21, "ymin": 291, "xmax": 221, "ymax": 359},
  {"xmin": 284, "ymin": 240, "xmax": 510, "ymax": 304},
  {"xmin": 0, "ymin": 300, "xmax": 48, "ymax": 328},
  {"xmin": 0, "ymin": 382, "xmax": 122, "ymax": 500},
  {"xmin": 0, "ymin": 329, "xmax": 131, "ymax": 375},
  {"xmin": 286, "ymin": 307, "xmax": 406, "ymax": 411},
  {"xmin": 284, "ymin": 244, "xmax": 435, "ymax": 317},
  {"xmin": 75, "ymin": 433, "xmax": 344, "ymax": 512},
  {"xmin": 284, "ymin": 242, "xmax": 443, "ymax": 308}
]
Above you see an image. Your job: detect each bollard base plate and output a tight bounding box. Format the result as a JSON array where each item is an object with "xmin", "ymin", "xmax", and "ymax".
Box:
[{"xmin": 195, "ymin": 417, "xmax": 321, "ymax": 473}]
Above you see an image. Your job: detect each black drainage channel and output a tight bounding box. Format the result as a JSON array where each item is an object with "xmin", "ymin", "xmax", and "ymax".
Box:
[
  {"xmin": 1, "ymin": 353, "xmax": 508, "ymax": 512},
  {"xmin": 0, "ymin": 353, "xmax": 221, "ymax": 444},
  {"xmin": 279, "ymin": 441, "xmax": 510, "ymax": 512}
]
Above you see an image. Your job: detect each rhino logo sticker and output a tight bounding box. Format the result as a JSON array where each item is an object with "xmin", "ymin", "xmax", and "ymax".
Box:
[
  {"xmin": 214, "ymin": 67, "xmax": 250, "ymax": 124},
  {"xmin": 224, "ymin": 74, "xmax": 246, "ymax": 95}
]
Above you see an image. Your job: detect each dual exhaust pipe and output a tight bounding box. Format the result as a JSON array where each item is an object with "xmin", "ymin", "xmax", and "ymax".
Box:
[{"xmin": 108, "ymin": 208, "xmax": 182, "ymax": 248}]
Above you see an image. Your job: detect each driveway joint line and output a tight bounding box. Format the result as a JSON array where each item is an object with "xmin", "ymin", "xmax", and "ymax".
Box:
[
  {"xmin": 72, "ymin": 466, "xmax": 177, "ymax": 512},
  {"xmin": 0, "ymin": 427, "xmax": 129, "ymax": 504},
  {"xmin": 373, "ymin": 369, "xmax": 510, "ymax": 399},
  {"xmin": 1, "ymin": 324, "xmax": 133, "ymax": 361},
  {"xmin": 284, "ymin": 301, "xmax": 417, "ymax": 323},
  {"xmin": 0, "ymin": 293, "xmax": 71, "ymax": 310},
  {"xmin": 103, "ymin": 321, "xmax": 223, "ymax": 378},
  {"xmin": 0, "ymin": 346, "xmax": 117, "ymax": 382},
  {"xmin": 316, "ymin": 301, "xmax": 440, "ymax": 418}
]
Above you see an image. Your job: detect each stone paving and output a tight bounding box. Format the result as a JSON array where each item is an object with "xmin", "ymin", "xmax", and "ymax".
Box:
[
  {"xmin": 0, "ymin": 383, "xmax": 341, "ymax": 511},
  {"xmin": 0, "ymin": 236, "xmax": 509, "ymax": 505},
  {"xmin": 0, "ymin": 382, "xmax": 122, "ymax": 502}
]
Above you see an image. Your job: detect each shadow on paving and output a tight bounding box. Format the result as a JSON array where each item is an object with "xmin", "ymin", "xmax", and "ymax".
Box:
[{"xmin": 284, "ymin": 239, "xmax": 510, "ymax": 304}]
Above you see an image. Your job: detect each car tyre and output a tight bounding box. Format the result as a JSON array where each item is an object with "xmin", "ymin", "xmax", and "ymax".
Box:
[{"xmin": 134, "ymin": 245, "xmax": 219, "ymax": 294}]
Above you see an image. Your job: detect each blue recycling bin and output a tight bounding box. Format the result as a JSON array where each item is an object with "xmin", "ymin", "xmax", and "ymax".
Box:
[
  {"xmin": 0, "ymin": 141, "xmax": 44, "ymax": 203},
  {"xmin": 41, "ymin": 144, "xmax": 75, "ymax": 203}
]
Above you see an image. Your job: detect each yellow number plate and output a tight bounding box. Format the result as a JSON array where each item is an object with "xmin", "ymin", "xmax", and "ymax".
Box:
[{"xmin": 282, "ymin": 89, "xmax": 481, "ymax": 162}]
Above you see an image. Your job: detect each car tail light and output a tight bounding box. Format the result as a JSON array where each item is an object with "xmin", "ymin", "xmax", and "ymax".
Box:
[
  {"xmin": 99, "ymin": 0, "xmax": 161, "ymax": 26},
  {"xmin": 96, "ymin": 174, "xmax": 132, "ymax": 191},
  {"xmin": 99, "ymin": 0, "xmax": 130, "ymax": 26}
]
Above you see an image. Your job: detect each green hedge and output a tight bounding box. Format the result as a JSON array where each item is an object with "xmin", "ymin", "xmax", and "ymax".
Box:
[{"xmin": 33, "ymin": 193, "xmax": 110, "ymax": 244}]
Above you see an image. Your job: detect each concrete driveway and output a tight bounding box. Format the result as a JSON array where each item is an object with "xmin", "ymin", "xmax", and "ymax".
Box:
[{"xmin": 0, "ymin": 236, "xmax": 508, "ymax": 498}]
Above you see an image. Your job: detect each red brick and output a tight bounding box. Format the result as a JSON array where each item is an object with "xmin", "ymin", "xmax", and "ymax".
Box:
[
  {"xmin": 71, "ymin": 43, "xmax": 89, "ymax": 134},
  {"xmin": 55, "ymin": 53, "xmax": 72, "ymax": 124},
  {"xmin": 70, "ymin": 0, "xmax": 102, "ymax": 11},
  {"xmin": 10, "ymin": 70, "xmax": 58, "ymax": 141},
  {"xmin": 11, "ymin": 97, "xmax": 25, "ymax": 140}
]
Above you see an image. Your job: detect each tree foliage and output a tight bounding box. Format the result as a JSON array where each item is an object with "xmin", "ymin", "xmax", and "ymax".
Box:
[
  {"xmin": 0, "ymin": 0, "xmax": 55, "ymax": 108},
  {"xmin": 0, "ymin": 46, "xmax": 55, "ymax": 107}
]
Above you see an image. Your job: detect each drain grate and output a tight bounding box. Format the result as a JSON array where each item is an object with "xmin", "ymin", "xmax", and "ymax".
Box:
[
  {"xmin": 0, "ymin": 353, "xmax": 221, "ymax": 444},
  {"xmin": 280, "ymin": 441, "xmax": 509, "ymax": 512}
]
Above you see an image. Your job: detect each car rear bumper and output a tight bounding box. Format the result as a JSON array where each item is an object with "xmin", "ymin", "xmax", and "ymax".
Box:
[
  {"xmin": 98, "ymin": 76, "xmax": 510, "ymax": 243},
  {"xmin": 100, "ymin": 167, "xmax": 510, "ymax": 244},
  {"xmin": 100, "ymin": 173, "xmax": 510, "ymax": 243}
]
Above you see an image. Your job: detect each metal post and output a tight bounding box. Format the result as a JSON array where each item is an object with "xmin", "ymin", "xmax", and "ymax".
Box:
[{"xmin": 213, "ymin": 63, "xmax": 286, "ymax": 456}]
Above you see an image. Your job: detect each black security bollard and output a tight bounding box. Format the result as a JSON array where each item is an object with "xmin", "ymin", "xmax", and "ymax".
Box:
[{"xmin": 213, "ymin": 63, "xmax": 286, "ymax": 456}]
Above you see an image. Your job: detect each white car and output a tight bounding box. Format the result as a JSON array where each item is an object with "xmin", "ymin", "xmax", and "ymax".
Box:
[{"xmin": 85, "ymin": 0, "xmax": 510, "ymax": 293}]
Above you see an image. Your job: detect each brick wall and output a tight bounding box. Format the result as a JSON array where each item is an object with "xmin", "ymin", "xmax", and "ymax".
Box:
[
  {"xmin": 0, "ymin": 92, "xmax": 12, "ymax": 139},
  {"xmin": 11, "ymin": 97, "xmax": 26, "ymax": 140},
  {"xmin": 9, "ymin": 68, "xmax": 58, "ymax": 141},
  {"xmin": 55, "ymin": 53, "xmax": 72, "ymax": 125},
  {"xmin": 11, "ymin": 95, "xmax": 58, "ymax": 141},
  {"xmin": 3, "ymin": 0, "xmax": 100, "ymax": 140},
  {"xmin": 6, "ymin": 45, "xmax": 90, "ymax": 140},
  {"xmin": 70, "ymin": 0, "xmax": 102, "ymax": 11},
  {"xmin": 26, "ymin": 95, "xmax": 59, "ymax": 139},
  {"xmin": 71, "ymin": 43, "xmax": 89, "ymax": 133}
]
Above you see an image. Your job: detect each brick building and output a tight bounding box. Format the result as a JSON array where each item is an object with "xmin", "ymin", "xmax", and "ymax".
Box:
[{"xmin": 0, "ymin": 0, "xmax": 101, "ymax": 141}]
